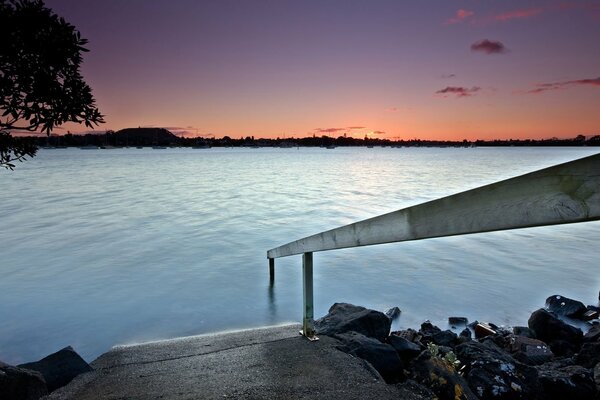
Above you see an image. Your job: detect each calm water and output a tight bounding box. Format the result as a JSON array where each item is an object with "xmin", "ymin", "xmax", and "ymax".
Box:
[{"xmin": 1, "ymin": 147, "xmax": 599, "ymax": 364}]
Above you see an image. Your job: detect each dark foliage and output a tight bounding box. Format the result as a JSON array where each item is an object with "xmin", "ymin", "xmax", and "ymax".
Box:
[{"xmin": 0, "ymin": 0, "xmax": 103, "ymax": 169}]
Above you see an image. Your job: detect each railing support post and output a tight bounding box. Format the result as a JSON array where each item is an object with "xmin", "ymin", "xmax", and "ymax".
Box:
[
  {"xmin": 268, "ymin": 258, "xmax": 275, "ymax": 284},
  {"xmin": 302, "ymin": 252, "xmax": 318, "ymax": 340}
]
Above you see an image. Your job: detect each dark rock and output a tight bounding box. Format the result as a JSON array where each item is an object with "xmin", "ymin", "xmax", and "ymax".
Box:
[
  {"xmin": 384, "ymin": 306, "xmax": 401, "ymax": 321},
  {"xmin": 394, "ymin": 379, "xmax": 437, "ymax": 400},
  {"xmin": 584, "ymin": 324, "xmax": 600, "ymax": 342},
  {"xmin": 508, "ymin": 335, "xmax": 554, "ymax": 365},
  {"xmin": 459, "ymin": 328, "xmax": 472, "ymax": 341},
  {"xmin": 0, "ymin": 360, "xmax": 48, "ymax": 400},
  {"xmin": 512, "ymin": 326, "xmax": 536, "ymax": 339},
  {"xmin": 574, "ymin": 342, "xmax": 600, "ymax": 368},
  {"xmin": 314, "ymin": 303, "xmax": 391, "ymax": 340},
  {"xmin": 18, "ymin": 346, "xmax": 92, "ymax": 393},
  {"xmin": 545, "ymin": 294, "xmax": 587, "ymax": 318},
  {"xmin": 334, "ymin": 331, "xmax": 404, "ymax": 383},
  {"xmin": 387, "ymin": 335, "xmax": 423, "ymax": 362},
  {"xmin": 409, "ymin": 351, "xmax": 478, "ymax": 400},
  {"xmin": 528, "ymin": 308, "xmax": 583, "ymax": 356},
  {"xmin": 448, "ymin": 317, "xmax": 468, "ymax": 326},
  {"xmin": 581, "ymin": 306, "xmax": 600, "ymax": 321},
  {"xmin": 419, "ymin": 321, "xmax": 441, "ymax": 336},
  {"xmin": 474, "ymin": 322, "xmax": 496, "ymax": 339},
  {"xmin": 594, "ymin": 363, "xmax": 600, "ymax": 393},
  {"xmin": 431, "ymin": 330, "xmax": 458, "ymax": 348},
  {"xmin": 536, "ymin": 364, "xmax": 597, "ymax": 400},
  {"xmin": 455, "ymin": 341, "xmax": 539, "ymax": 399}
]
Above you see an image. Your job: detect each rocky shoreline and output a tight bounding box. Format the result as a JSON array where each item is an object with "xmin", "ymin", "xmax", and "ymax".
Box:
[
  {"xmin": 1, "ymin": 292, "xmax": 599, "ymax": 399},
  {"xmin": 316, "ymin": 293, "xmax": 600, "ymax": 400}
]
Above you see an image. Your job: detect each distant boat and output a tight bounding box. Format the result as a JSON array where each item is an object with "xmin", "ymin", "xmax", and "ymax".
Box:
[
  {"xmin": 79, "ymin": 145, "xmax": 99, "ymax": 150},
  {"xmin": 136, "ymin": 146, "xmax": 144, "ymax": 149},
  {"xmin": 192, "ymin": 143, "xmax": 211, "ymax": 149},
  {"xmin": 367, "ymin": 145, "xmax": 374, "ymax": 148},
  {"xmin": 326, "ymin": 144, "xmax": 336, "ymax": 149}
]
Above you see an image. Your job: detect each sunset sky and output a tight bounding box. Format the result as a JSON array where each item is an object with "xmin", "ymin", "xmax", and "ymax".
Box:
[{"xmin": 45, "ymin": 0, "xmax": 600, "ymax": 140}]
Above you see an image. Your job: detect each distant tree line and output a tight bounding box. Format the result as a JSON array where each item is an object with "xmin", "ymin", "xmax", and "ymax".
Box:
[{"xmin": 18, "ymin": 129, "xmax": 600, "ymax": 148}]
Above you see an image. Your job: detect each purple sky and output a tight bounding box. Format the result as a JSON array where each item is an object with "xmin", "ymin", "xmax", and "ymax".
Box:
[{"xmin": 46, "ymin": 0, "xmax": 600, "ymax": 140}]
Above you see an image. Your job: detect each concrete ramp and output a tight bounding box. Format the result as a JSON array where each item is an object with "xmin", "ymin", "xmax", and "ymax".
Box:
[{"xmin": 45, "ymin": 325, "xmax": 422, "ymax": 400}]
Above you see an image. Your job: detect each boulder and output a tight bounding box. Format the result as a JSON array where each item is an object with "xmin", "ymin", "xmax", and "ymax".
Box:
[
  {"xmin": 528, "ymin": 308, "xmax": 583, "ymax": 356},
  {"xmin": 574, "ymin": 342, "xmax": 600, "ymax": 369},
  {"xmin": 0, "ymin": 361, "xmax": 48, "ymax": 400},
  {"xmin": 585, "ymin": 324, "xmax": 600, "ymax": 342},
  {"xmin": 459, "ymin": 328, "xmax": 472, "ymax": 342},
  {"xmin": 419, "ymin": 321, "xmax": 441, "ymax": 336},
  {"xmin": 455, "ymin": 341, "xmax": 539, "ymax": 399},
  {"xmin": 394, "ymin": 379, "xmax": 438, "ymax": 400},
  {"xmin": 431, "ymin": 330, "xmax": 458, "ymax": 348},
  {"xmin": 536, "ymin": 364, "xmax": 597, "ymax": 400},
  {"xmin": 594, "ymin": 363, "xmax": 600, "ymax": 393},
  {"xmin": 448, "ymin": 317, "xmax": 468, "ymax": 327},
  {"xmin": 18, "ymin": 346, "xmax": 92, "ymax": 393},
  {"xmin": 474, "ymin": 322, "xmax": 496, "ymax": 339},
  {"xmin": 387, "ymin": 334, "xmax": 423, "ymax": 362},
  {"xmin": 512, "ymin": 326, "xmax": 536, "ymax": 339},
  {"xmin": 384, "ymin": 306, "xmax": 401, "ymax": 321},
  {"xmin": 314, "ymin": 303, "xmax": 391, "ymax": 340},
  {"xmin": 334, "ymin": 331, "xmax": 404, "ymax": 383},
  {"xmin": 409, "ymin": 351, "xmax": 478, "ymax": 400},
  {"xmin": 581, "ymin": 306, "xmax": 600, "ymax": 321},
  {"xmin": 545, "ymin": 294, "xmax": 587, "ymax": 318},
  {"xmin": 508, "ymin": 335, "xmax": 554, "ymax": 365}
]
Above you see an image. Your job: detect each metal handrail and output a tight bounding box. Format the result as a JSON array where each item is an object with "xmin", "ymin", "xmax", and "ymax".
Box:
[{"xmin": 267, "ymin": 153, "xmax": 600, "ymax": 338}]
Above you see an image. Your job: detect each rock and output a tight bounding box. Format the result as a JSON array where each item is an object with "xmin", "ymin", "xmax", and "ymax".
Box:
[
  {"xmin": 581, "ymin": 306, "xmax": 600, "ymax": 321},
  {"xmin": 394, "ymin": 379, "xmax": 437, "ymax": 400},
  {"xmin": 384, "ymin": 306, "xmax": 401, "ymax": 321},
  {"xmin": 409, "ymin": 351, "xmax": 478, "ymax": 400},
  {"xmin": 508, "ymin": 335, "xmax": 554, "ymax": 365},
  {"xmin": 512, "ymin": 326, "xmax": 536, "ymax": 339},
  {"xmin": 585, "ymin": 324, "xmax": 600, "ymax": 342},
  {"xmin": 387, "ymin": 334, "xmax": 423, "ymax": 362},
  {"xmin": 574, "ymin": 342, "xmax": 600, "ymax": 368},
  {"xmin": 314, "ymin": 303, "xmax": 391, "ymax": 340},
  {"xmin": 459, "ymin": 328, "xmax": 471, "ymax": 339},
  {"xmin": 431, "ymin": 330, "xmax": 458, "ymax": 348},
  {"xmin": 334, "ymin": 331, "xmax": 404, "ymax": 383},
  {"xmin": 536, "ymin": 364, "xmax": 597, "ymax": 400},
  {"xmin": 0, "ymin": 360, "xmax": 48, "ymax": 400},
  {"xmin": 545, "ymin": 294, "xmax": 587, "ymax": 318},
  {"xmin": 528, "ymin": 308, "xmax": 583, "ymax": 356},
  {"xmin": 474, "ymin": 322, "xmax": 496, "ymax": 339},
  {"xmin": 594, "ymin": 363, "xmax": 600, "ymax": 393},
  {"xmin": 455, "ymin": 341, "xmax": 539, "ymax": 399},
  {"xmin": 419, "ymin": 321, "xmax": 441, "ymax": 337},
  {"xmin": 18, "ymin": 346, "xmax": 92, "ymax": 393},
  {"xmin": 449, "ymin": 317, "xmax": 468, "ymax": 327}
]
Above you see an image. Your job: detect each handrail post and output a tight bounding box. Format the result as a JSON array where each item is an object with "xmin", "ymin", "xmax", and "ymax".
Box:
[{"xmin": 302, "ymin": 252, "xmax": 318, "ymax": 340}]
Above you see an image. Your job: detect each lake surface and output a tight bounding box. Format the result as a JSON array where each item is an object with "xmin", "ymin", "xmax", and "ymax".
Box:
[{"xmin": 1, "ymin": 146, "xmax": 599, "ymax": 364}]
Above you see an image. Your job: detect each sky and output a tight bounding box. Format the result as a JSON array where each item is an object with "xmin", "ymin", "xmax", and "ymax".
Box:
[{"xmin": 45, "ymin": 0, "xmax": 600, "ymax": 141}]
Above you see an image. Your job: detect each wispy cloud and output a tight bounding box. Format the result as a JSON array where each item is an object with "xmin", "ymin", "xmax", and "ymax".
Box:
[
  {"xmin": 314, "ymin": 127, "xmax": 346, "ymax": 133},
  {"xmin": 435, "ymin": 86, "xmax": 481, "ymax": 98},
  {"xmin": 470, "ymin": 39, "xmax": 508, "ymax": 54},
  {"xmin": 445, "ymin": 9, "xmax": 475, "ymax": 24},
  {"xmin": 493, "ymin": 8, "xmax": 543, "ymax": 21},
  {"xmin": 441, "ymin": 73, "xmax": 456, "ymax": 79},
  {"xmin": 523, "ymin": 77, "xmax": 600, "ymax": 94},
  {"xmin": 372, "ymin": 130, "xmax": 386, "ymax": 135},
  {"xmin": 347, "ymin": 126, "xmax": 366, "ymax": 130}
]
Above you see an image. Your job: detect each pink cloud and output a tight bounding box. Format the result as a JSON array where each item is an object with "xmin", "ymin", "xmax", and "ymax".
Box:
[
  {"xmin": 493, "ymin": 8, "xmax": 543, "ymax": 21},
  {"xmin": 435, "ymin": 86, "xmax": 481, "ymax": 98},
  {"xmin": 445, "ymin": 9, "xmax": 474, "ymax": 24},
  {"xmin": 524, "ymin": 77, "xmax": 600, "ymax": 94}
]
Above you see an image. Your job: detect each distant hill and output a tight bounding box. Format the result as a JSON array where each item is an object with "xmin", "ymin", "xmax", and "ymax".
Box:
[{"xmin": 113, "ymin": 128, "xmax": 179, "ymax": 146}]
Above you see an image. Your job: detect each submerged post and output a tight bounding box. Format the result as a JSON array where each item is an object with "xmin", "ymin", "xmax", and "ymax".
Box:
[
  {"xmin": 302, "ymin": 252, "xmax": 317, "ymax": 339},
  {"xmin": 268, "ymin": 258, "xmax": 275, "ymax": 284}
]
